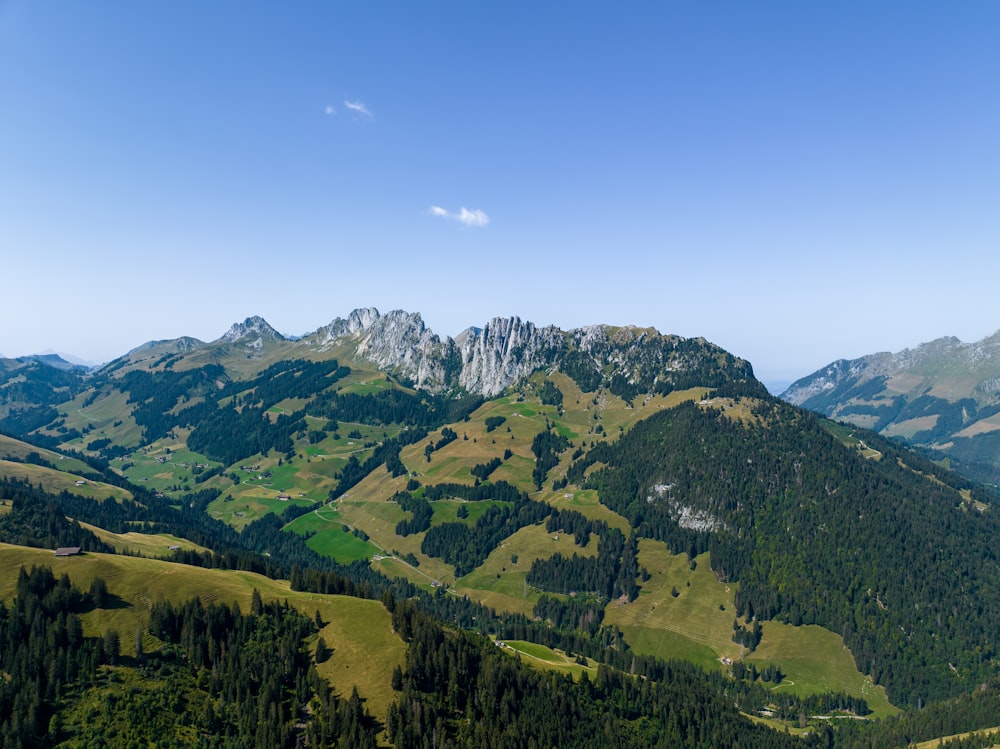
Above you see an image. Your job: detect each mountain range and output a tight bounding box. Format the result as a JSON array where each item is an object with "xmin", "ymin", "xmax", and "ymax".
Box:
[
  {"xmin": 2, "ymin": 308, "xmax": 1000, "ymax": 746},
  {"xmin": 100, "ymin": 308, "xmax": 755, "ymax": 400},
  {"xmin": 781, "ymin": 329, "xmax": 1000, "ymax": 486}
]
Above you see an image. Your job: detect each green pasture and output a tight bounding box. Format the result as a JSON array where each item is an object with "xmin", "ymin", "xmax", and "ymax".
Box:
[
  {"xmin": 429, "ymin": 499, "xmax": 504, "ymax": 526},
  {"xmin": 119, "ymin": 442, "xmax": 222, "ymax": 493},
  {"xmin": 501, "ymin": 639, "xmax": 597, "ymax": 681},
  {"xmin": 0, "ymin": 459, "xmax": 133, "ymax": 503},
  {"xmin": 455, "ymin": 522, "xmax": 595, "ymax": 616},
  {"xmin": 0, "ymin": 543, "xmax": 405, "ymax": 722},
  {"xmin": 605, "ymin": 546, "xmax": 740, "ymax": 670},
  {"xmin": 605, "ymin": 544, "xmax": 896, "ymax": 715},
  {"xmin": 537, "ymin": 488, "xmax": 630, "ymax": 532},
  {"xmin": 78, "ymin": 521, "xmax": 209, "ymax": 558},
  {"xmin": 208, "ymin": 487, "xmax": 313, "ymax": 529},
  {"xmin": 57, "ymin": 389, "xmax": 144, "ymax": 449},
  {"xmin": 747, "ymin": 622, "xmax": 897, "ymax": 718},
  {"xmin": 285, "ymin": 512, "xmax": 380, "ymax": 563},
  {"xmin": 306, "ymin": 526, "xmax": 380, "ymax": 563},
  {"xmin": 0, "ymin": 434, "xmax": 98, "ymax": 476},
  {"xmin": 337, "ymin": 375, "xmax": 398, "ymax": 395}
]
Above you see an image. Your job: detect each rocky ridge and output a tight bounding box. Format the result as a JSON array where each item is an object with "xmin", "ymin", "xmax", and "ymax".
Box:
[
  {"xmin": 782, "ymin": 331, "xmax": 1000, "ymax": 408},
  {"xmin": 306, "ymin": 307, "xmax": 756, "ymax": 398},
  {"xmin": 218, "ymin": 316, "xmax": 287, "ymax": 345},
  {"xmin": 97, "ymin": 308, "xmax": 757, "ymax": 399},
  {"xmin": 127, "ymin": 336, "xmax": 206, "ymax": 357}
]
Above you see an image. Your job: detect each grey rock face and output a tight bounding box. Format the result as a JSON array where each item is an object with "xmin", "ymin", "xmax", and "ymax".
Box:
[
  {"xmin": 311, "ymin": 308, "xmax": 447, "ymax": 391},
  {"xmin": 218, "ymin": 316, "xmax": 286, "ymax": 344},
  {"xmin": 305, "ymin": 308, "xmax": 751, "ymax": 399},
  {"xmin": 455, "ymin": 317, "xmax": 564, "ymax": 397},
  {"xmin": 312, "ymin": 310, "xmax": 564, "ymax": 396}
]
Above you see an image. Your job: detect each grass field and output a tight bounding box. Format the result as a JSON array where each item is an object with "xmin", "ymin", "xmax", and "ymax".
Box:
[
  {"xmin": 286, "ymin": 513, "xmax": 381, "ymax": 563},
  {"xmin": 209, "ymin": 491, "xmax": 315, "ymax": 529},
  {"xmin": 747, "ymin": 622, "xmax": 897, "ymax": 718},
  {"xmin": 78, "ymin": 521, "xmax": 210, "ymax": 557},
  {"xmin": 0, "ymin": 459, "xmax": 133, "ymax": 503},
  {"xmin": 913, "ymin": 727, "xmax": 1000, "ymax": 749},
  {"xmin": 501, "ymin": 639, "xmax": 597, "ymax": 681},
  {"xmin": 55, "ymin": 388, "xmax": 144, "ymax": 450},
  {"xmin": 114, "ymin": 434, "xmax": 224, "ymax": 494},
  {"xmin": 536, "ymin": 488, "xmax": 631, "ymax": 532},
  {"xmin": 454, "ymin": 522, "xmax": 595, "ymax": 616},
  {"xmin": 604, "ymin": 544, "xmax": 897, "ymax": 716},
  {"xmin": 429, "ymin": 498, "xmax": 504, "ymax": 526},
  {"xmin": 0, "ymin": 434, "xmax": 100, "ymax": 476},
  {"xmin": 605, "ymin": 545, "xmax": 742, "ymax": 671},
  {"xmin": 0, "ymin": 543, "xmax": 405, "ymax": 721}
]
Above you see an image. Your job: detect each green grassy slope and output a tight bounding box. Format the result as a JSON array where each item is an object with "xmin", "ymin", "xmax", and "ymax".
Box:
[{"xmin": 0, "ymin": 543, "xmax": 405, "ymax": 721}]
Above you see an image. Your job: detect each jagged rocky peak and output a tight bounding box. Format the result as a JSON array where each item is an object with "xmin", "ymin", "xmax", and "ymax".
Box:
[
  {"xmin": 306, "ymin": 307, "xmax": 756, "ymax": 398},
  {"xmin": 310, "ymin": 308, "xmax": 447, "ymax": 390},
  {"xmin": 312, "ymin": 307, "xmax": 383, "ymax": 344},
  {"xmin": 457, "ymin": 316, "xmax": 564, "ymax": 397},
  {"xmin": 311, "ymin": 307, "xmax": 431, "ymax": 347},
  {"xmin": 218, "ymin": 316, "xmax": 286, "ymax": 344},
  {"xmin": 454, "ymin": 326, "xmax": 482, "ymax": 346}
]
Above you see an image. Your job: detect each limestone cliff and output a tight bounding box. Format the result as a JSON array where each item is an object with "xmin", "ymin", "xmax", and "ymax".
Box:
[{"xmin": 306, "ymin": 308, "xmax": 757, "ymax": 399}]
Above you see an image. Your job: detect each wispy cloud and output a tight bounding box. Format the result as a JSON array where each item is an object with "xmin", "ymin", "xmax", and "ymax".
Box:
[
  {"xmin": 343, "ymin": 100, "xmax": 372, "ymax": 118},
  {"xmin": 428, "ymin": 205, "xmax": 490, "ymax": 227},
  {"xmin": 325, "ymin": 104, "xmax": 336, "ymax": 115}
]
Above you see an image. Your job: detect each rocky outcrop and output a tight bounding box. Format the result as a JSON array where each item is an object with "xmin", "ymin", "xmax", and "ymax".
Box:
[
  {"xmin": 217, "ymin": 316, "xmax": 286, "ymax": 345},
  {"xmin": 305, "ymin": 308, "xmax": 756, "ymax": 399},
  {"xmin": 310, "ymin": 308, "xmax": 448, "ymax": 391},
  {"xmin": 312, "ymin": 310, "xmax": 566, "ymax": 396},
  {"xmin": 455, "ymin": 317, "xmax": 563, "ymax": 397}
]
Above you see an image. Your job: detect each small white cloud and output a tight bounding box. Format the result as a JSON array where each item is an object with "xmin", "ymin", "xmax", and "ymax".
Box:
[
  {"xmin": 428, "ymin": 205, "xmax": 490, "ymax": 227},
  {"xmin": 457, "ymin": 207, "xmax": 490, "ymax": 227},
  {"xmin": 344, "ymin": 100, "xmax": 372, "ymax": 118},
  {"xmin": 325, "ymin": 104, "xmax": 336, "ymax": 115}
]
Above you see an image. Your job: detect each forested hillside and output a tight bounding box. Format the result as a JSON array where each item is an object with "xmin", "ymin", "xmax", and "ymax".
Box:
[{"xmin": 571, "ymin": 399, "xmax": 999, "ymax": 705}]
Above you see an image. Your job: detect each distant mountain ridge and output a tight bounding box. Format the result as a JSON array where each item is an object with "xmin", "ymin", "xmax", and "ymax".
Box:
[
  {"xmin": 107, "ymin": 307, "xmax": 760, "ymax": 399},
  {"xmin": 781, "ymin": 330, "xmax": 1000, "ymax": 485}
]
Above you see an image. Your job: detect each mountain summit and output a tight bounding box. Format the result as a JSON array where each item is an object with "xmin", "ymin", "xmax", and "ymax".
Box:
[{"xmin": 217, "ymin": 316, "xmax": 287, "ymax": 345}]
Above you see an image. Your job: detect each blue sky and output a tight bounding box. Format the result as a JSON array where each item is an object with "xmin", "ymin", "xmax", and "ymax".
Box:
[{"xmin": 2, "ymin": 2, "xmax": 998, "ymax": 387}]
